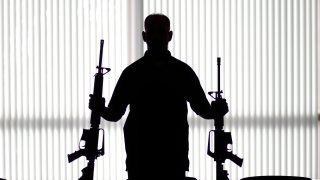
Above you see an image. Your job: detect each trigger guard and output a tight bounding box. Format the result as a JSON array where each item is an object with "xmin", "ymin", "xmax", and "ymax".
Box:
[{"xmin": 97, "ymin": 128, "xmax": 105, "ymax": 156}]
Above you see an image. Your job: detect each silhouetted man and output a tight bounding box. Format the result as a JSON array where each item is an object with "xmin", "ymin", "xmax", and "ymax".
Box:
[{"xmin": 90, "ymin": 14, "xmax": 228, "ymax": 180}]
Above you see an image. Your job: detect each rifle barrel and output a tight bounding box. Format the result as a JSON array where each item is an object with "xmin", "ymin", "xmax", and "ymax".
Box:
[
  {"xmin": 98, "ymin": 40, "xmax": 104, "ymax": 73},
  {"xmin": 217, "ymin": 57, "xmax": 221, "ymax": 94}
]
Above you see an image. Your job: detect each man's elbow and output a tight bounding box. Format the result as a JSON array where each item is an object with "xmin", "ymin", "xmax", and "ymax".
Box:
[
  {"xmin": 197, "ymin": 108, "xmax": 214, "ymax": 119},
  {"xmin": 106, "ymin": 116, "xmax": 122, "ymax": 122},
  {"xmin": 102, "ymin": 107, "xmax": 123, "ymax": 122},
  {"xmin": 200, "ymin": 113, "xmax": 214, "ymax": 120}
]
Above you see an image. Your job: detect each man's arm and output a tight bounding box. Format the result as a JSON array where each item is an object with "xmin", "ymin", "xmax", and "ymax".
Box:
[
  {"xmin": 185, "ymin": 68, "xmax": 228, "ymax": 119},
  {"xmin": 89, "ymin": 69, "xmax": 130, "ymax": 122},
  {"xmin": 185, "ymin": 68, "xmax": 213, "ymax": 119}
]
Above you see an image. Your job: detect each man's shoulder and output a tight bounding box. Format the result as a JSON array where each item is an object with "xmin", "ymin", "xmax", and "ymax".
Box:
[
  {"xmin": 123, "ymin": 55, "xmax": 195, "ymax": 75},
  {"xmin": 170, "ymin": 56, "xmax": 189, "ymax": 66},
  {"xmin": 169, "ymin": 56, "xmax": 195, "ymax": 73},
  {"xmin": 122, "ymin": 57, "xmax": 145, "ymax": 73}
]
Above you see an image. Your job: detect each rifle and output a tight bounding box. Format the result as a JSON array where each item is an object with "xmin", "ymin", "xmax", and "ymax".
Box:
[
  {"xmin": 68, "ymin": 40, "xmax": 111, "ymax": 179},
  {"xmin": 207, "ymin": 57, "xmax": 243, "ymax": 180}
]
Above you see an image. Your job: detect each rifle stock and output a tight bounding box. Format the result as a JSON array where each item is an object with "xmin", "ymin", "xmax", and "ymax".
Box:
[
  {"xmin": 227, "ymin": 152, "xmax": 243, "ymax": 167},
  {"xmin": 68, "ymin": 149, "xmax": 86, "ymax": 163}
]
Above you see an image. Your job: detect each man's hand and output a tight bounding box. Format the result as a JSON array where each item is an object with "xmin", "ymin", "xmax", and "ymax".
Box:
[
  {"xmin": 211, "ymin": 98, "xmax": 229, "ymax": 118},
  {"xmin": 89, "ymin": 94, "xmax": 106, "ymax": 114}
]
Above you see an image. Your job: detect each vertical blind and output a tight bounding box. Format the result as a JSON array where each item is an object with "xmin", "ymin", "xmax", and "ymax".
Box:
[
  {"xmin": 0, "ymin": 0, "xmax": 130, "ymax": 179},
  {"xmin": 143, "ymin": 0, "xmax": 319, "ymax": 179},
  {"xmin": 0, "ymin": 0, "xmax": 319, "ymax": 180}
]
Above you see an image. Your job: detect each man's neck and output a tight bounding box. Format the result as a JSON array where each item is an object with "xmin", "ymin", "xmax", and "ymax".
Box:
[{"xmin": 145, "ymin": 49, "xmax": 170, "ymax": 58}]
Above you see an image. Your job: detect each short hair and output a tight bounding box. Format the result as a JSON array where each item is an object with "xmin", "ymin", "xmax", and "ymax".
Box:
[{"xmin": 144, "ymin": 14, "xmax": 170, "ymax": 31}]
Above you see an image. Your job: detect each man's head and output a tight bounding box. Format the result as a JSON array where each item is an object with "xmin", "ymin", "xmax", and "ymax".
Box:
[{"xmin": 142, "ymin": 14, "xmax": 173, "ymax": 52}]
